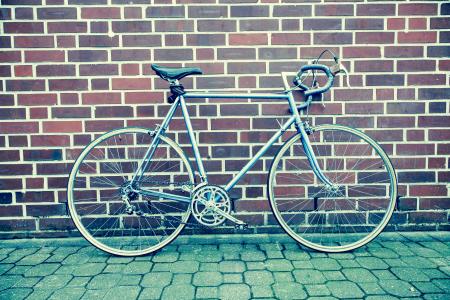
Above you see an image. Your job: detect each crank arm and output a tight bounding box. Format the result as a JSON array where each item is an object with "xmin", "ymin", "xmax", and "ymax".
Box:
[{"xmin": 198, "ymin": 199, "xmax": 246, "ymax": 226}]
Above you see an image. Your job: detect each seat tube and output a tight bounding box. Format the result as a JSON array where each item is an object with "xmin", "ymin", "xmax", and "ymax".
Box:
[{"xmin": 179, "ymin": 95, "xmax": 208, "ymax": 182}]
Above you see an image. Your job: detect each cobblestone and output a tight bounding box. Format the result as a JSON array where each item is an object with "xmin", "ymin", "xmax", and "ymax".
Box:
[{"xmin": 0, "ymin": 232, "xmax": 448, "ymax": 299}]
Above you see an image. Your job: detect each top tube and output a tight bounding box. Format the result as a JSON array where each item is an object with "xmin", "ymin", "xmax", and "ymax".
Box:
[{"xmin": 183, "ymin": 92, "xmax": 290, "ymax": 100}]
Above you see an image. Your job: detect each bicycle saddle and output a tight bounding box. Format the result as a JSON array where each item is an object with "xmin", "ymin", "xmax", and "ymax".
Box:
[{"xmin": 151, "ymin": 64, "xmax": 203, "ymax": 81}]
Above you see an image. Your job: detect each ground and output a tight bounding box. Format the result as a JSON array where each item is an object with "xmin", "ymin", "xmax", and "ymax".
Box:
[{"xmin": 0, "ymin": 232, "xmax": 449, "ymax": 299}]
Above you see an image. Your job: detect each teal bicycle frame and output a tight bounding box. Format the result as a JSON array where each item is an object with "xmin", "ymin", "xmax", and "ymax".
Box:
[{"xmin": 131, "ymin": 87, "xmax": 333, "ymax": 203}]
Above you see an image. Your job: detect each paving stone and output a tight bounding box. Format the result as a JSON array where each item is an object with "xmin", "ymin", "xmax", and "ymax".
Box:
[
  {"xmin": 68, "ymin": 277, "xmax": 90, "ymax": 287},
  {"xmin": 421, "ymin": 268, "xmax": 448, "ymax": 279},
  {"xmin": 0, "ymin": 288, "xmax": 32, "ymax": 299},
  {"xmin": 342, "ymin": 268, "xmax": 377, "ymax": 283},
  {"xmin": 0, "ymin": 263, "xmax": 13, "ymax": 275},
  {"xmin": 62, "ymin": 253, "xmax": 90, "ymax": 265},
  {"xmin": 432, "ymin": 279, "xmax": 450, "ymax": 293},
  {"xmin": 196, "ymin": 250, "xmax": 223, "ymax": 262},
  {"xmin": 246, "ymin": 261, "xmax": 266, "ymax": 270},
  {"xmin": 25, "ymin": 288, "xmax": 54, "ymax": 300},
  {"xmin": 151, "ymin": 251, "xmax": 179, "ymax": 263},
  {"xmin": 368, "ymin": 247, "xmax": 399, "ymax": 258},
  {"xmin": 170, "ymin": 260, "xmax": 199, "ymax": 273},
  {"xmin": 151, "ymin": 263, "xmax": 171, "ymax": 272},
  {"xmin": 244, "ymin": 270, "xmax": 274, "ymax": 286},
  {"xmin": 265, "ymin": 259, "xmax": 294, "ymax": 271},
  {"xmin": 34, "ymin": 274, "xmax": 72, "ymax": 289},
  {"xmin": 2, "ymin": 248, "xmax": 38, "ymax": 264},
  {"xmin": 292, "ymin": 260, "xmax": 314, "ymax": 269},
  {"xmin": 171, "ymin": 274, "xmax": 192, "ymax": 285},
  {"xmin": 323, "ymin": 271, "xmax": 345, "ymax": 281},
  {"xmin": 273, "ymin": 282, "xmax": 307, "ymax": 299},
  {"xmin": 372, "ymin": 270, "xmax": 397, "ymax": 280},
  {"xmin": 104, "ymin": 264, "xmax": 125, "ymax": 273},
  {"xmin": 104, "ymin": 286, "xmax": 140, "ymax": 300},
  {"xmin": 141, "ymin": 272, "xmax": 172, "ymax": 288},
  {"xmin": 412, "ymin": 281, "xmax": 443, "ymax": 294},
  {"xmin": 193, "ymin": 271, "xmax": 222, "ymax": 286},
  {"xmin": 283, "ymin": 250, "xmax": 310, "ymax": 260},
  {"xmin": 196, "ymin": 286, "xmax": 218, "ymax": 299},
  {"xmin": 138, "ymin": 287, "xmax": 163, "ymax": 300},
  {"xmin": 24, "ymin": 263, "xmax": 60, "ymax": 277},
  {"xmin": 311, "ymin": 258, "xmax": 341, "ymax": 271},
  {"xmin": 423, "ymin": 294, "xmax": 450, "ymax": 300},
  {"xmin": 81, "ymin": 289, "xmax": 108, "ymax": 299},
  {"xmin": 378, "ymin": 279, "xmax": 421, "ymax": 297},
  {"xmin": 251, "ymin": 284, "xmax": 274, "ymax": 298},
  {"xmin": 240, "ymin": 250, "xmax": 266, "ymax": 261},
  {"xmin": 326, "ymin": 281, "xmax": 364, "ymax": 298},
  {"xmin": 223, "ymin": 273, "xmax": 242, "ymax": 283},
  {"xmin": 120, "ymin": 274, "xmax": 142, "ymax": 286},
  {"xmin": 391, "ymin": 267, "xmax": 430, "ymax": 282},
  {"xmin": 356, "ymin": 257, "xmax": 389, "ymax": 269},
  {"xmin": 365, "ymin": 296, "xmax": 398, "ymax": 300},
  {"xmin": 401, "ymin": 256, "xmax": 435, "ymax": 268},
  {"xmin": 219, "ymin": 284, "xmax": 251, "ymax": 300},
  {"xmin": 266, "ymin": 250, "xmax": 284, "ymax": 259},
  {"xmin": 16, "ymin": 253, "xmax": 50, "ymax": 266},
  {"xmin": 199, "ymin": 262, "xmax": 219, "ymax": 271},
  {"xmin": 107, "ymin": 256, "xmax": 134, "ymax": 264},
  {"xmin": 14, "ymin": 277, "xmax": 41, "ymax": 288},
  {"xmin": 5, "ymin": 265, "xmax": 32, "ymax": 275},
  {"xmin": 358, "ymin": 282, "xmax": 386, "ymax": 295},
  {"xmin": 72, "ymin": 263, "xmax": 106, "ymax": 276},
  {"xmin": 305, "ymin": 284, "xmax": 330, "ymax": 296},
  {"xmin": 293, "ymin": 269, "xmax": 326, "ymax": 284},
  {"xmin": 337, "ymin": 259, "xmax": 359, "ymax": 268},
  {"xmin": 49, "ymin": 287, "xmax": 85, "ymax": 300},
  {"xmin": 161, "ymin": 284, "xmax": 194, "ymax": 300},
  {"xmin": 86, "ymin": 273, "xmax": 121, "ymax": 289},
  {"xmin": 219, "ymin": 260, "xmax": 245, "ymax": 273}
]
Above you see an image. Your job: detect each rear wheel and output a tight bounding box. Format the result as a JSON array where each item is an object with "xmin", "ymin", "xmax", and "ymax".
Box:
[
  {"xmin": 67, "ymin": 127, "xmax": 194, "ymax": 256},
  {"xmin": 268, "ymin": 124, "xmax": 397, "ymax": 252}
]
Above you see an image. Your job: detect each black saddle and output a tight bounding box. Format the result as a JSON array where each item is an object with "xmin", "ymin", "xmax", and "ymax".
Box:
[{"xmin": 151, "ymin": 64, "xmax": 202, "ymax": 81}]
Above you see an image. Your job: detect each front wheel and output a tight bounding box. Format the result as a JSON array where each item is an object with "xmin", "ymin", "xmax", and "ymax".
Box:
[
  {"xmin": 268, "ymin": 124, "xmax": 397, "ymax": 252},
  {"xmin": 67, "ymin": 127, "xmax": 194, "ymax": 256}
]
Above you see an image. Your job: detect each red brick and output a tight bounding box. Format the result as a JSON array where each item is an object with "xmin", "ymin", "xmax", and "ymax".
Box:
[
  {"xmin": 43, "ymin": 121, "xmax": 82, "ymax": 133},
  {"xmin": 112, "ymin": 78, "xmax": 151, "ymax": 90},
  {"xmin": 385, "ymin": 46, "xmax": 424, "ymax": 58},
  {"xmin": 387, "ymin": 18, "xmax": 405, "ymax": 30},
  {"xmin": 124, "ymin": 92, "xmax": 163, "ymax": 104},
  {"xmin": 397, "ymin": 60, "xmax": 436, "ymax": 72},
  {"xmin": 48, "ymin": 21, "xmax": 87, "ymax": 33},
  {"xmin": 314, "ymin": 32, "xmax": 352, "ymax": 45},
  {"xmin": 81, "ymin": 7, "xmax": 120, "ymax": 19},
  {"xmin": 25, "ymin": 50, "xmax": 65, "ymax": 62},
  {"xmin": 230, "ymin": 33, "xmax": 268, "ymax": 45},
  {"xmin": 343, "ymin": 46, "xmax": 381, "ymax": 58},
  {"xmin": 315, "ymin": 4, "xmax": 354, "ymax": 16},
  {"xmin": 31, "ymin": 135, "xmax": 70, "ymax": 147},
  {"xmin": 15, "ymin": 36, "xmax": 54, "ymax": 48},
  {"xmin": 30, "ymin": 107, "xmax": 48, "ymax": 119},
  {"xmin": 357, "ymin": 4, "xmax": 395, "ymax": 16},
  {"xmin": 49, "ymin": 79, "xmax": 88, "ymax": 91},
  {"xmin": 4, "ymin": 22, "xmax": 44, "ymax": 33},
  {"xmin": 356, "ymin": 32, "xmax": 394, "ymax": 44},
  {"xmin": 408, "ymin": 74, "xmax": 446, "ymax": 86},
  {"xmin": 14, "ymin": 65, "xmax": 33, "ymax": 77},
  {"xmin": 398, "ymin": 3, "xmax": 437, "ymax": 16},
  {"xmin": 409, "ymin": 18, "xmax": 427, "ymax": 30},
  {"xmin": 398, "ymin": 32, "xmax": 437, "ymax": 44},
  {"xmin": 271, "ymin": 33, "xmax": 310, "ymax": 45},
  {"xmin": 0, "ymin": 51, "xmax": 21, "ymax": 63},
  {"xmin": 85, "ymin": 120, "xmax": 124, "ymax": 132},
  {"xmin": 397, "ymin": 144, "xmax": 435, "ymax": 155}
]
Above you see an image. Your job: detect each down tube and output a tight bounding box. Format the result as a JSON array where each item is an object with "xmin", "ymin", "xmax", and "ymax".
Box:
[{"xmin": 224, "ymin": 115, "xmax": 296, "ymax": 192}]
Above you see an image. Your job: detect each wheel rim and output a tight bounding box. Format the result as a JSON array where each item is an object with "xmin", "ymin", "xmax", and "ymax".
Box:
[
  {"xmin": 269, "ymin": 125, "xmax": 397, "ymax": 252},
  {"xmin": 67, "ymin": 128, "xmax": 194, "ymax": 256}
]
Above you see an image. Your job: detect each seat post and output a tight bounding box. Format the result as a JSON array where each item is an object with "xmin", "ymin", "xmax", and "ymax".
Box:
[{"xmin": 167, "ymin": 80, "xmax": 186, "ymax": 104}]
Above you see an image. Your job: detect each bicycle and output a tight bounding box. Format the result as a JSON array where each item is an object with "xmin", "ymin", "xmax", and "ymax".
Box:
[{"xmin": 67, "ymin": 50, "xmax": 397, "ymax": 256}]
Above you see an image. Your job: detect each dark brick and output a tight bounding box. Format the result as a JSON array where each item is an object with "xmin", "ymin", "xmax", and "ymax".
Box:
[
  {"xmin": 0, "ymin": 36, "xmax": 11, "ymax": 48},
  {"xmin": 418, "ymin": 116, "xmax": 450, "ymax": 128},
  {"xmin": 198, "ymin": 20, "xmax": 236, "ymax": 32},
  {"xmin": 52, "ymin": 107, "xmax": 91, "ymax": 118},
  {"xmin": 37, "ymin": 7, "xmax": 77, "ymax": 19},
  {"xmin": 259, "ymin": 48, "xmax": 297, "ymax": 60},
  {"xmin": 0, "ymin": 164, "xmax": 33, "ymax": 176},
  {"xmin": 345, "ymin": 18, "xmax": 383, "ymax": 30},
  {"xmin": 218, "ymin": 48, "xmax": 255, "ymax": 60},
  {"xmin": 16, "ymin": 191, "xmax": 55, "ymax": 202},
  {"xmin": 385, "ymin": 46, "xmax": 423, "ymax": 58},
  {"xmin": 197, "ymin": 77, "xmax": 235, "ymax": 89},
  {"xmin": 122, "ymin": 35, "xmax": 161, "ymax": 47},
  {"xmin": 111, "ymin": 49, "xmax": 151, "ymax": 61},
  {"xmin": 357, "ymin": 4, "xmax": 395, "ymax": 16},
  {"xmin": 398, "ymin": 3, "xmax": 437, "ymax": 16},
  {"xmin": 314, "ymin": 32, "xmax": 352, "ymax": 44},
  {"xmin": 428, "ymin": 46, "xmax": 450, "ymax": 57},
  {"xmin": 27, "ymin": 204, "xmax": 67, "ymax": 217},
  {"xmin": 187, "ymin": 34, "xmax": 225, "ymax": 46},
  {"xmin": 230, "ymin": 5, "xmax": 269, "ymax": 17},
  {"xmin": 79, "ymin": 35, "xmax": 119, "ymax": 47},
  {"xmin": 6, "ymin": 80, "xmax": 45, "ymax": 91},
  {"xmin": 3, "ymin": 22, "xmax": 44, "ymax": 33},
  {"xmin": 155, "ymin": 20, "xmax": 194, "ymax": 32},
  {"xmin": 0, "ymin": 219, "xmax": 35, "ymax": 232},
  {"xmin": 15, "ymin": 7, "xmax": 34, "ymax": 19},
  {"xmin": 304, "ymin": 19, "xmax": 341, "ymax": 30},
  {"xmin": 227, "ymin": 62, "xmax": 265, "ymax": 74},
  {"xmin": 49, "ymin": 79, "xmax": 88, "ymax": 91},
  {"xmin": 240, "ymin": 19, "xmax": 278, "ymax": 31},
  {"xmin": 112, "ymin": 21, "xmax": 152, "ymax": 33},
  {"xmin": 387, "ymin": 103, "xmax": 425, "ymax": 114},
  {"xmin": 68, "ymin": 50, "xmax": 107, "ymax": 62},
  {"xmin": 146, "ymin": 6, "xmax": 184, "ymax": 18},
  {"xmin": 220, "ymin": 104, "xmax": 258, "ymax": 116},
  {"xmin": 418, "ymin": 88, "xmax": 450, "ymax": 100},
  {"xmin": 188, "ymin": 6, "xmax": 227, "ymax": 18},
  {"xmin": 36, "ymin": 65, "xmax": 76, "ymax": 77},
  {"xmin": 154, "ymin": 49, "xmax": 192, "ymax": 61},
  {"xmin": 48, "ymin": 21, "xmax": 87, "ymax": 33},
  {"xmin": 273, "ymin": 5, "xmax": 311, "ymax": 17},
  {"xmin": 0, "ymin": 193, "xmax": 12, "ymax": 205},
  {"xmin": 366, "ymin": 75, "xmax": 404, "ymax": 86},
  {"xmin": 398, "ymin": 171, "xmax": 435, "ymax": 183},
  {"xmin": 0, "ymin": 108, "xmax": 26, "ymax": 120},
  {"xmin": 79, "ymin": 64, "xmax": 118, "ymax": 76}
]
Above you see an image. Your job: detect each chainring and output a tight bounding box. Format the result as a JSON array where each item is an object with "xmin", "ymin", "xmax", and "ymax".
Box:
[{"xmin": 191, "ymin": 185, "xmax": 231, "ymax": 227}]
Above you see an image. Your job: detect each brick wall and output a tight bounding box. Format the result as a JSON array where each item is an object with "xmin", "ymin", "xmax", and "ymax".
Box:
[{"xmin": 0, "ymin": 0, "xmax": 449, "ymax": 237}]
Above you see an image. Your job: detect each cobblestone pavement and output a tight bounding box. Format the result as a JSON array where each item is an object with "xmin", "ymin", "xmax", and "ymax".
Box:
[{"xmin": 0, "ymin": 232, "xmax": 449, "ymax": 300}]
